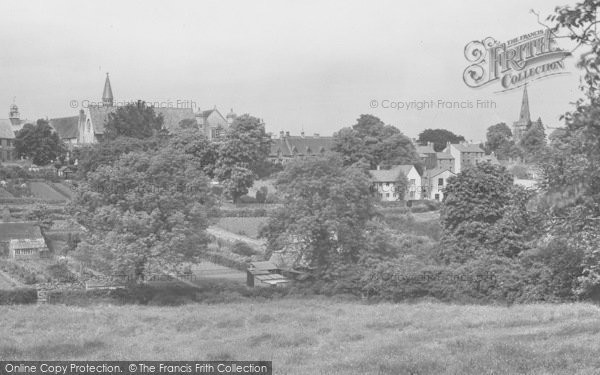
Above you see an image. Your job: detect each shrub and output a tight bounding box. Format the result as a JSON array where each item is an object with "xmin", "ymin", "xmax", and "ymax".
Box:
[
  {"xmin": 46, "ymin": 263, "xmax": 78, "ymax": 283},
  {"xmin": 238, "ymin": 195, "xmax": 257, "ymax": 204},
  {"xmin": 0, "ymin": 288, "xmax": 37, "ymax": 305},
  {"xmin": 230, "ymin": 241, "xmax": 257, "ymax": 257}
]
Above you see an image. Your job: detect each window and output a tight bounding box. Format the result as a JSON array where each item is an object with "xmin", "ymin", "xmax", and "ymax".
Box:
[
  {"xmin": 410, "ymin": 179, "xmax": 415, "ymax": 186},
  {"xmin": 438, "ymin": 178, "xmax": 444, "ymax": 186},
  {"xmin": 386, "ymin": 193, "xmax": 390, "ymax": 198},
  {"xmin": 435, "ymin": 194, "xmax": 440, "ymax": 201},
  {"xmin": 409, "ymin": 191, "xmax": 415, "ymax": 198}
]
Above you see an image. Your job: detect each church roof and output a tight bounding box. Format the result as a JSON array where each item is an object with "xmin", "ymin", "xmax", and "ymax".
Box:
[
  {"xmin": 49, "ymin": 116, "xmax": 79, "ymax": 139},
  {"xmin": 516, "ymin": 85, "xmax": 531, "ymax": 124},
  {"xmin": 102, "ymin": 73, "xmax": 113, "ymax": 102},
  {"xmin": 88, "ymin": 106, "xmax": 114, "ymax": 134},
  {"xmin": 88, "ymin": 106, "xmax": 195, "ymax": 134},
  {"xmin": 155, "ymin": 107, "xmax": 196, "ymax": 132},
  {"xmin": 0, "ymin": 119, "xmax": 16, "ymax": 139}
]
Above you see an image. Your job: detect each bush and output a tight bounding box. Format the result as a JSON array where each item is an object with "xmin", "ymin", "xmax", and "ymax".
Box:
[
  {"xmin": 0, "ymin": 288, "xmax": 37, "ymax": 305},
  {"xmin": 238, "ymin": 195, "xmax": 257, "ymax": 204},
  {"xmin": 230, "ymin": 241, "xmax": 257, "ymax": 257},
  {"xmin": 46, "ymin": 263, "xmax": 78, "ymax": 282}
]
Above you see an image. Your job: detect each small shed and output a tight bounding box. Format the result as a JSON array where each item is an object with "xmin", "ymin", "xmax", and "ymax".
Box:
[
  {"xmin": 247, "ymin": 261, "xmax": 290, "ymax": 287},
  {"xmin": 9, "ymin": 238, "xmax": 49, "ymax": 258},
  {"xmin": 0, "ymin": 222, "xmax": 48, "ymax": 258}
]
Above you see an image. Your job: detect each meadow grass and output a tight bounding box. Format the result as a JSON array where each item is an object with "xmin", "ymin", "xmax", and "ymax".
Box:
[
  {"xmin": 215, "ymin": 217, "xmax": 268, "ymax": 239},
  {"xmin": 1, "ymin": 299, "xmax": 600, "ymax": 374}
]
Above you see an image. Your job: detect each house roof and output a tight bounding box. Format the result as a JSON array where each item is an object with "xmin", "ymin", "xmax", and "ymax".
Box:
[
  {"xmin": 49, "ymin": 116, "xmax": 79, "ymax": 139},
  {"xmin": 249, "ymin": 261, "xmax": 279, "ymax": 271},
  {"xmin": 0, "ymin": 222, "xmax": 44, "ymax": 241},
  {"xmin": 369, "ymin": 165, "xmax": 415, "ymax": 183},
  {"xmin": 436, "ymin": 152, "xmax": 454, "ymax": 159},
  {"xmin": 270, "ymin": 135, "xmax": 334, "ymax": 157},
  {"xmin": 0, "ymin": 119, "xmax": 16, "ymax": 139},
  {"xmin": 423, "ymin": 167, "xmax": 455, "ymax": 178},
  {"xmin": 88, "ymin": 106, "xmax": 195, "ymax": 134},
  {"xmin": 451, "ymin": 143, "xmax": 484, "ymax": 153}
]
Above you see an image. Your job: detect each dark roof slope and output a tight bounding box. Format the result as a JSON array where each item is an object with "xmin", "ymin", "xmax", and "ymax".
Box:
[
  {"xmin": 0, "ymin": 119, "xmax": 15, "ymax": 139},
  {"xmin": 49, "ymin": 116, "xmax": 79, "ymax": 139},
  {"xmin": 270, "ymin": 135, "xmax": 334, "ymax": 157},
  {"xmin": 0, "ymin": 222, "xmax": 43, "ymax": 241}
]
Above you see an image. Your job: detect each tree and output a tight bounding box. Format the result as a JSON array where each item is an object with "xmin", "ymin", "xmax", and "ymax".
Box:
[
  {"xmin": 14, "ymin": 119, "xmax": 66, "ymax": 165},
  {"xmin": 260, "ymin": 154, "xmax": 378, "ymax": 270},
  {"xmin": 333, "ymin": 114, "xmax": 420, "ymax": 169},
  {"xmin": 214, "ymin": 114, "xmax": 272, "ymax": 202},
  {"xmin": 417, "ymin": 128, "xmax": 466, "ymax": 152},
  {"xmin": 71, "ymin": 147, "xmax": 215, "ymax": 281},
  {"xmin": 73, "ymin": 136, "xmax": 161, "ymax": 177},
  {"xmin": 168, "ymin": 128, "xmax": 219, "ymax": 178},
  {"xmin": 519, "ymin": 119, "xmax": 547, "ymax": 161},
  {"xmin": 483, "ymin": 123, "xmax": 523, "ymax": 160},
  {"xmin": 104, "ymin": 101, "xmax": 164, "ymax": 140},
  {"xmin": 440, "ymin": 162, "xmax": 537, "ymax": 263}
]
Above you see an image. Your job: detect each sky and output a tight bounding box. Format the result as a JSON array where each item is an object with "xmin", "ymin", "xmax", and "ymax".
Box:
[{"xmin": 0, "ymin": 0, "xmax": 586, "ymax": 142}]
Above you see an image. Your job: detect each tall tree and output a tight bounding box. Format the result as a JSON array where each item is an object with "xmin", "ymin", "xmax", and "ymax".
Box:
[
  {"xmin": 333, "ymin": 114, "xmax": 420, "ymax": 169},
  {"xmin": 417, "ymin": 128, "xmax": 466, "ymax": 152},
  {"xmin": 261, "ymin": 154, "xmax": 377, "ymax": 270},
  {"xmin": 14, "ymin": 119, "xmax": 66, "ymax": 165},
  {"xmin": 104, "ymin": 101, "xmax": 164, "ymax": 140},
  {"xmin": 72, "ymin": 147, "xmax": 214, "ymax": 280},
  {"xmin": 214, "ymin": 114, "xmax": 272, "ymax": 202},
  {"xmin": 440, "ymin": 162, "xmax": 537, "ymax": 263},
  {"xmin": 519, "ymin": 120, "xmax": 547, "ymax": 161}
]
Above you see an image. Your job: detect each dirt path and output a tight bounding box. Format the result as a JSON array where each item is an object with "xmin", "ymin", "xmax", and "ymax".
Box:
[{"xmin": 207, "ymin": 226, "xmax": 265, "ymax": 251}]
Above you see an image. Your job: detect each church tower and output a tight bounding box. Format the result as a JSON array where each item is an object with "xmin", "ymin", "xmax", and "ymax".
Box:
[
  {"xmin": 102, "ymin": 73, "xmax": 113, "ymax": 107},
  {"xmin": 513, "ymin": 85, "xmax": 531, "ymax": 142}
]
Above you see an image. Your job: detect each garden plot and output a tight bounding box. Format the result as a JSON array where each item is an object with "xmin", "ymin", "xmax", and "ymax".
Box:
[{"xmin": 29, "ymin": 182, "xmax": 68, "ymax": 201}]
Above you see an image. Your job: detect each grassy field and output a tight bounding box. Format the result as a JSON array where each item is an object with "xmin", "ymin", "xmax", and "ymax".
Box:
[
  {"xmin": 29, "ymin": 182, "xmax": 68, "ymax": 201},
  {"xmin": 2, "ymin": 300, "xmax": 600, "ymax": 374},
  {"xmin": 215, "ymin": 217, "xmax": 268, "ymax": 239}
]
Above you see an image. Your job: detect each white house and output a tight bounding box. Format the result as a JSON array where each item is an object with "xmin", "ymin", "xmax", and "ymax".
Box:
[
  {"xmin": 422, "ymin": 168, "xmax": 456, "ymax": 201},
  {"xmin": 369, "ymin": 165, "xmax": 421, "ymax": 201}
]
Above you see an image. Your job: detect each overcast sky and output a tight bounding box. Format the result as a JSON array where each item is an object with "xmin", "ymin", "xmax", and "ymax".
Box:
[{"xmin": 0, "ymin": 0, "xmax": 584, "ymax": 141}]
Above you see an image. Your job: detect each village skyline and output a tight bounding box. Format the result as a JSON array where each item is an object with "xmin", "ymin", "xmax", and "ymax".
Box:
[{"xmin": 0, "ymin": 0, "xmax": 584, "ymax": 142}]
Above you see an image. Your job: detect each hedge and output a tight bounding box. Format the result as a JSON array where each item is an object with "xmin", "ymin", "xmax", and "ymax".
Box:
[{"xmin": 0, "ymin": 288, "xmax": 37, "ymax": 304}]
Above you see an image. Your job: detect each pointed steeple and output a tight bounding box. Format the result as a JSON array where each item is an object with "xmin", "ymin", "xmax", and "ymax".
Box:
[
  {"xmin": 518, "ymin": 84, "xmax": 530, "ymax": 123},
  {"xmin": 102, "ymin": 73, "xmax": 113, "ymax": 107}
]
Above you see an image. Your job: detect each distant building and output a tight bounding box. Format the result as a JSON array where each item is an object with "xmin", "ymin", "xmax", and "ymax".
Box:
[
  {"xmin": 49, "ymin": 116, "xmax": 79, "ymax": 146},
  {"xmin": 422, "ymin": 168, "xmax": 456, "ymax": 201},
  {"xmin": 0, "ymin": 222, "xmax": 48, "ymax": 258},
  {"xmin": 369, "ymin": 164, "xmax": 421, "ymax": 201},
  {"xmin": 197, "ymin": 107, "xmax": 231, "ymax": 140},
  {"xmin": 77, "ymin": 74, "xmax": 198, "ymax": 144},
  {"xmin": 269, "ymin": 131, "xmax": 334, "ymax": 164},
  {"xmin": 0, "ymin": 117, "xmax": 16, "ymax": 162},
  {"xmin": 444, "ymin": 142, "xmax": 486, "ymax": 174},
  {"xmin": 513, "ymin": 85, "xmax": 531, "ymax": 142}
]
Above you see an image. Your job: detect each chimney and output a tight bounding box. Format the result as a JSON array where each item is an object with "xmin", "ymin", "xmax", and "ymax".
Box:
[
  {"xmin": 300, "ymin": 131, "xmax": 305, "ymax": 137},
  {"xmin": 285, "ymin": 131, "xmax": 290, "ymax": 137}
]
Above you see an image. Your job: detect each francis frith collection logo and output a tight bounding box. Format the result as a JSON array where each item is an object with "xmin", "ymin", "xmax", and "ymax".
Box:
[{"xmin": 463, "ymin": 28, "xmax": 571, "ymax": 91}]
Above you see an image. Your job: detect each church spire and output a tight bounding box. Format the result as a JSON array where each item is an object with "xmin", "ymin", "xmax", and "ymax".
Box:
[
  {"xmin": 518, "ymin": 84, "xmax": 530, "ymax": 124},
  {"xmin": 102, "ymin": 73, "xmax": 113, "ymax": 107}
]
